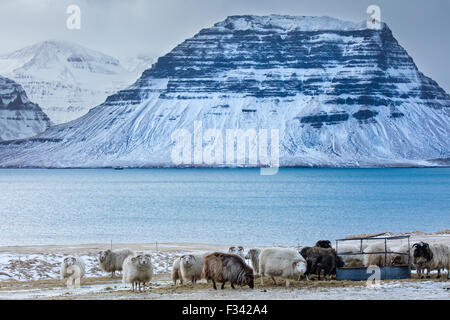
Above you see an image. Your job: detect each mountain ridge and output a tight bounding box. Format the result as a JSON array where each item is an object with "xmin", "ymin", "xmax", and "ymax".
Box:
[
  {"xmin": 0, "ymin": 15, "xmax": 449, "ymax": 168},
  {"xmin": 0, "ymin": 75, "xmax": 51, "ymax": 141}
]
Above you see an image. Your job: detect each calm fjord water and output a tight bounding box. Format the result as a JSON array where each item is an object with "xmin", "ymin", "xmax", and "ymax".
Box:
[{"xmin": 0, "ymin": 168, "xmax": 448, "ymax": 246}]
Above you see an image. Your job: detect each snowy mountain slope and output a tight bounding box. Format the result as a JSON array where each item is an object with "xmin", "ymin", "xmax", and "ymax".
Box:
[
  {"xmin": 0, "ymin": 15, "xmax": 449, "ymax": 167},
  {"xmin": 0, "ymin": 40, "xmax": 148, "ymax": 124},
  {"xmin": 0, "ymin": 75, "xmax": 51, "ymax": 141}
]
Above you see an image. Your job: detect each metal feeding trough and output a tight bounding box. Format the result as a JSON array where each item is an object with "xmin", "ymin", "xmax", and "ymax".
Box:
[{"xmin": 335, "ymin": 233, "xmax": 412, "ymax": 281}]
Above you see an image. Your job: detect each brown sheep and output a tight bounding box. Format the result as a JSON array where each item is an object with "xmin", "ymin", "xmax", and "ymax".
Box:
[{"xmin": 202, "ymin": 252, "xmax": 254, "ymax": 290}]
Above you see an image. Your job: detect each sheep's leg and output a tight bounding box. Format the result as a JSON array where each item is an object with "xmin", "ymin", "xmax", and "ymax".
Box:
[
  {"xmin": 212, "ymin": 280, "xmax": 217, "ymax": 290},
  {"xmin": 437, "ymin": 269, "xmax": 441, "ymax": 279},
  {"xmin": 285, "ymin": 278, "xmax": 290, "ymax": 287},
  {"xmin": 271, "ymin": 276, "xmax": 276, "ymax": 285},
  {"xmin": 231, "ymin": 283, "xmax": 235, "ymax": 289},
  {"xmin": 221, "ymin": 282, "xmax": 225, "ymax": 290},
  {"xmin": 426, "ymin": 268, "xmax": 431, "ymax": 278},
  {"xmin": 111, "ymin": 271, "xmax": 115, "ymax": 279},
  {"xmin": 305, "ymin": 274, "xmax": 310, "ymax": 281},
  {"xmin": 132, "ymin": 282, "xmax": 135, "ymax": 292}
]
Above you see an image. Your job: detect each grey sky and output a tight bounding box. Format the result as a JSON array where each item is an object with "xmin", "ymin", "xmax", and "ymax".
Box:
[{"xmin": 1, "ymin": 0, "xmax": 449, "ymax": 92}]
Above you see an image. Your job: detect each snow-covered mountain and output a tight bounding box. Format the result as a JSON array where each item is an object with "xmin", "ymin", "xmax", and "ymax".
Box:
[
  {"xmin": 0, "ymin": 75, "xmax": 51, "ymax": 141},
  {"xmin": 0, "ymin": 40, "xmax": 148, "ymax": 124},
  {"xmin": 0, "ymin": 15, "xmax": 449, "ymax": 167}
]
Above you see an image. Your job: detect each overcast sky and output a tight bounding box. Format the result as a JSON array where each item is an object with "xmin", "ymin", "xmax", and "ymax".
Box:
[{"xmin": 0, "ymin": 0, "xmax": 449, "ymax": 92}]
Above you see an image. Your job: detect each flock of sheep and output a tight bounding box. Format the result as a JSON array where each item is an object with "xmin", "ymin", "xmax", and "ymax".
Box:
[{"xmin": 60, "ymin": 240, "xmax": 450, "ymax": 292}]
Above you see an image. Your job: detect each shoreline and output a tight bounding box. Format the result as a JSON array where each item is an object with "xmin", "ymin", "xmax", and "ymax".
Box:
[{"xmin": 1, "ymin": 230, "xmax": 449, "ymax": 254}]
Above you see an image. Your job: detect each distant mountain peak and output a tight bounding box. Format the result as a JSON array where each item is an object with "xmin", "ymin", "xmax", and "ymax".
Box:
[{"xmin": 0, "ymin": 40, "xmax": 152, "ymax": 124}]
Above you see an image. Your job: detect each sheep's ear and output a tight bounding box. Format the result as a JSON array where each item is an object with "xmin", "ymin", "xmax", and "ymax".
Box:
[
  {"xmin": 131, "ymin": 257, "xmax": 136, "ymax": 262},
  {"xmin": 64, "ymin": 257, "xmax": 68, "ymax": 262},
  {"xmin": 412, "ymin": 243, "xmax": 419, "ymax": 248}
]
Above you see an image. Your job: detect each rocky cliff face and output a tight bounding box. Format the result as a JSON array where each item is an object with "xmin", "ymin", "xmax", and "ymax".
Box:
[
  {"xmin": 0, "ymin": 15, "xmax": 449, "ymax": 167},
  {"xmin": 0, "ymin": 75, "xmax": 51, "ymax": 141}
]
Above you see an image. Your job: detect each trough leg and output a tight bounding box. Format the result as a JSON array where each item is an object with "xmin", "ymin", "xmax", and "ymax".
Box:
[
  {"xmin": 285, "ymin": 278, "xmax": 290, "ymax": 287},
  {"xmin": 260, "ymin": 275, "xmax": 264, "ymax": 285}
]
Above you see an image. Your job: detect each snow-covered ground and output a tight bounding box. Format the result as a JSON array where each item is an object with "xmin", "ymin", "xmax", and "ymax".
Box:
[{"xmin": 0, "ymin": 250, "xmax": 201, "ymax": 282}]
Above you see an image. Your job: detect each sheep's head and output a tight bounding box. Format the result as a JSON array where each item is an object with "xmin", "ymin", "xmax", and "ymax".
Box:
[
  {"xmin": 63, "ymin": 256, "xmax": 77, "ymax": 267},
  {"xmin": 229, "ymin": 246, "xmax": 245, "ymax": 257},
  {"xmin": 240, "ymin": 269, "xmax": 254, "ymax": 289},
  {"xmin": 134, "ymin": 254, "xmax": 152, "ymax": 266},
  {"xmin": 181, "ymin": 255, "xmax": 196, "ymax": 266},
  {"xmin": 245, "ymin": 248, "xmax": 260, "ymax": 260},
  {"xmin": 98, "ymin": 250, "xmax": 111, "ymax": 262},
  {"xmin": 391, "ymin": 255, "xmax": 403, "ymax": 266},
  {"xmin": 413, "ymin": 242, "xmax": 433, "ymax": 265},
  {"xmin": 293, "ymin": 259, "xmax": 307, "ymax": 275},
  {"xmin": 315, "ymin": 240, "xmax": 332, "ymax": 249}
]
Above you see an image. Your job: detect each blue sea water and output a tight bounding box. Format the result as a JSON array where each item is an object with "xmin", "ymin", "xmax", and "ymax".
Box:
[{"xmin": 0, "ymin": 168, "xmax": 448, "ymax": 247}]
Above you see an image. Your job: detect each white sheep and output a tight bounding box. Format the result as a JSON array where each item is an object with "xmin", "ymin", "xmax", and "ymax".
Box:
[
  {"xmin": 122, "ymin": 253, "xmax": 153, "ymax": 292},
  {"xmin": 390, "ymin": 243, "xmax": 414, "ymax": 266},
  {"xmin": 98, "ymin": 248, "xmax": 134, "ymax": 278},
  {"xmin": 245, "ymin": 248, "xmax": 262, "ymax": 275},
  {"xmin": 60, "ymin": 256, "xmax": 85, "ymax": 285},
  {"xmin": 171, "ymin": 257, "xmax": 183, "ymax": 285},
  {"xmin": 363, "ymin": 243, "xmax": 393, "ymax": 267},
  {"xmin": 334, "ymin": 243, "xmax": 364, "ymax": 265},
  {"xmin": 180, "ymin": 254, "xmax": 203, "ymax": 285},
  {"xmin": 259, "ymin": 247, "xmax": 307, "ymax": 287},
  {"xmin": 228, "ymin": 246, "xmax": 245, "ymax": 260}
]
